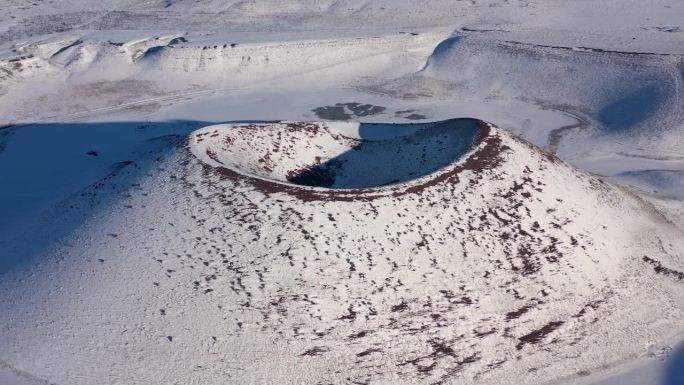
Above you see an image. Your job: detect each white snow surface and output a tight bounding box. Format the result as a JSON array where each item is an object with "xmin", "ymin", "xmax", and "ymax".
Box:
[{"xmin": 0, "ymin": 1, "xmax": 683, "ymax": 385}]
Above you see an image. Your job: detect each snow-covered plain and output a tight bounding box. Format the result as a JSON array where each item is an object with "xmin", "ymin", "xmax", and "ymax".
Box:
[{"xmin": 0, "ymin": 1, "xmax": 683, "ymax": 384}]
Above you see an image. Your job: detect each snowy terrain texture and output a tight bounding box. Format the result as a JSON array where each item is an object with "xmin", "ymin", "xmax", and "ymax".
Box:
[{"xmin": 0, "ymin": 1, "xmax": 683, "ymax": 385}]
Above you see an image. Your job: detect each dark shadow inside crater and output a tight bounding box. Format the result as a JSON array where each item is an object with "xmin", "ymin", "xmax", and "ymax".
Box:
[
  {"xmin": 286, "ymin": 119, "xmax": 479, "ymax": 189},
  {"xmin": 287, "ymin": 159, "xmax": 342, "ymax": 188}
]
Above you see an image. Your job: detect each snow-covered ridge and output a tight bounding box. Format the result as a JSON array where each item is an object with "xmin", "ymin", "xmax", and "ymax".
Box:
[
  {"xmin": 0, "ymin": 30, "xmax": 445, "ymax": 97},
  {"xmin": 376, "ymin": 33, "xmax": 684, "ymax": 138},
  {"xmin": 129, "ymin": 31, "xmax": 446, "ymax": 87}
]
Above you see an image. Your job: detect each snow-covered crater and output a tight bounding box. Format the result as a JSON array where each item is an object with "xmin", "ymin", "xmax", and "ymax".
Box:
[{"xmin": 189, "ymin": 119, "xmax": 481, "ymax": 190}]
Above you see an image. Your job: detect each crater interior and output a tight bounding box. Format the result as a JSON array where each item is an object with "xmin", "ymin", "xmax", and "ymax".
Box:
[{"xmin": 190, "ymin": 119, "xmax": 480, "ymax": 189}]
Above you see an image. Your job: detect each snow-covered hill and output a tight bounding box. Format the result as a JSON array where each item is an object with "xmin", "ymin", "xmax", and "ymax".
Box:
[
  {"xmin": 1, "ymin": 119, "xmax": 682, "ymax": 384},
  {"xmin": 1, "ymin": 1, "xmax": 683, "ymax": 384}
]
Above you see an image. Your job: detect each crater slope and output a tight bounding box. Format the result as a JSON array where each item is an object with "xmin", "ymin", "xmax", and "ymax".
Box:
[{"xmin": 0, "ymin": 119, "xmax": 681, "ymax": 385}]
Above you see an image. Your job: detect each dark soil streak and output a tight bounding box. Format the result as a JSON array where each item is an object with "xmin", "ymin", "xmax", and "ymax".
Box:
[
  {"xmin": 516, "ymin": 321, "xmax": 565, "ymax": 350},
  {"xmin": 301, "ymin": 346, "xmax": 330, "ymax": 356},
  {"xmin": 505, "ymin": 304, "xmax": 534, "ymax": 321},
  {"xmin": 643, "ymin": 256, "xmax": 684, "ymax": 280}
]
